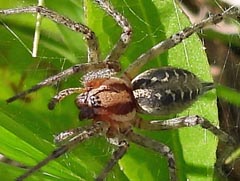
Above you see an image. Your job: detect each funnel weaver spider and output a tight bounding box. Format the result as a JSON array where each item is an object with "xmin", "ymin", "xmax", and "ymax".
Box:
[{"xmin": 0, "ymin": 0, "xmax": 239, "ymax": 180}]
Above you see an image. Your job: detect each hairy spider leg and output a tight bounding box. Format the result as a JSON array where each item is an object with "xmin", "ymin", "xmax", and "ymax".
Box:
[
  {"xmin": 1, "ymin": 0, "xmax": 132, "ymax": 103},
  {"xmin": 134, "ymin": 115, "xmax": 238, "ymax": 176},
  {"xmin": 122, "ymin": 7, "xmax": 240, "ymax": 80},
  {"xmin": 54, "ymin": 122, "xmax": 177, "ymax": 181},
  {"xmin": 0, "ymin": 6, "xmax": 100, "ymax": 63},
  {"xmin": 54, "ymin": 127, "xmax": 92, "ymax": 145},
  {"xmin": 54, "ymin": 126, "xmax": 130, "ymax": 181},
  {"xmin": 126, "ymin": 130, "xmax": 176, "ymax": 181},
  {"xmin": 94, "ymin": 0, "xmax": 132, "ymax": 63},
  {"xmin": 6, "ymin": 61, "xmax": 118, "ymax": 103},
  {"xmin": 0, "ymin": 2, "xmax": 239, "ymax": 181},
  {"xmin": 96, "ymin": 140, "xmax": 129, "ymax": 181},
  {"xmin": 48, "ymin": 87, "xmax": 84, "ymax": 110},
  {"xmin": 54, "ymin": 126, "xmax": 129, "ymax": 181},
  {"xmin": 15, "ymin": 122, "xmax": 108, "ymax": 181},
  {"xmin": 0, "ymin": 0, "xmax": 132, "ymax": 64}
]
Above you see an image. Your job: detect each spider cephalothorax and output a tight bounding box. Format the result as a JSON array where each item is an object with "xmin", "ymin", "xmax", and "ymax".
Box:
[
  {"xmin": 0, "ymin": 1, "xmax": 239, "ymax": 181},
  {"xmin": 76, "ymin": 68, "xmax": 136, "ymax": 137}
]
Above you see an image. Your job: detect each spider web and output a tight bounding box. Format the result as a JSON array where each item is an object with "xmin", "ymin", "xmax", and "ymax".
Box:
[{"xmin": 0, "ymin": 0, "xmax": 240, "ymax": 180}]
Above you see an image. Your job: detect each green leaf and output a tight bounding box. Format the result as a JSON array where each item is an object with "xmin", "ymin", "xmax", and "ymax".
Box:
[
  {"xmin": 216, "ymin": 85, "xmax": 240, "ymax": 106},
  {"xmin": 0, "ymin": 0, "xmax": 219, "ymax": 181}
]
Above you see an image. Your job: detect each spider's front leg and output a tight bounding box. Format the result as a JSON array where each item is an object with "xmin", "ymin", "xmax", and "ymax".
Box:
[
  {"xmin": 122, "ymin": 7, "xmax": 240, "ymax": 79},
  {"xmin": 6, "ymin": 61, "xmax": 119, "ymax": 103},
  {"xmin": 93, "ymin": 0, "xmax": 132, "ymax": 63},
  {"xmin": 0, "ymin": 5, "xmax": 100, "ymax": 63}
]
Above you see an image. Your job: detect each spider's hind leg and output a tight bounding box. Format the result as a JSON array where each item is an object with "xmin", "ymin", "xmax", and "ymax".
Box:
[
  {"xmin": 126, "ymin": 130, "xmax": 177, "ymax": 181},
  {"xmin": 134, "ymin": 115, "xmax": 238, "ymax": 177}
]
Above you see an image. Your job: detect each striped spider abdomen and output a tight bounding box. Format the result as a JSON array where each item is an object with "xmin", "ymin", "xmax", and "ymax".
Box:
[{"xmin": 132, "ymin": 67, "xmax": 214, "ymax": 115}]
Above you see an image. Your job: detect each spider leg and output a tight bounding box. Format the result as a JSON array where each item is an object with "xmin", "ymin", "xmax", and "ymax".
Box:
[
  {"xmin": 16, "ymin": 122, "xmax": 108, "ymax": 181},
  {"xmin": 96, "ymin": 140, "xmax": 129, "ymax": 181},
  {"xmin": 54, "ymin": 126, "xmax": 129, "ymax": 181},
  {"xmin": 122, "ymin": 7, "xmax": 240, "ymax": 79},
  {"xmin": 54, "ymin": 127, "xmax": 88, "ymax": 145},
  {"xmin": 6, "ymin": 61, "xmax": 118, "ymax": 103},
  {"xmin": 134, "ymin": 115, "xmax": 236, "ymax": 143},
  {"xmin": 126, "ymin": 130, "xmax": 176, "ymax": 181},
  {"xmin": 48, "ymin": 87, "xmax": 84, "ymax": 110},
  {"xmin": 134, "ymin": 115, "xmax": 238, "ymax": 176},
  {"xmin": 94, "ymin": 0, "xmax": 132, "ymax": 63},
  {"xmin": 0, "ymin": 6, "xmax": 100, "ymax": 62}
]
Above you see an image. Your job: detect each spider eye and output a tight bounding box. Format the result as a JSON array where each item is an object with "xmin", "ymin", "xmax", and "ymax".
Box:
[{"xmin": 75, "ymin": 92, "xmax": 95, "ymax": 120}]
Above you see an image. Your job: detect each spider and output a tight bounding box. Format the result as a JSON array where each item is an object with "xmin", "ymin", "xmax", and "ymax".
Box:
[{"xmin": 0, "ymin": 0, "xmax": 239, "ymax": 180}]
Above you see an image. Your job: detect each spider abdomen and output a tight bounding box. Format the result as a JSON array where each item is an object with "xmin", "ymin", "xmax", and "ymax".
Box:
[{"xmin": 132, "ymin": 67, "xmax": 214, "ymax": 115}]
